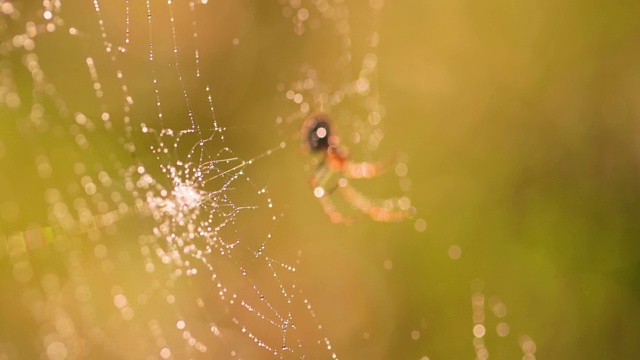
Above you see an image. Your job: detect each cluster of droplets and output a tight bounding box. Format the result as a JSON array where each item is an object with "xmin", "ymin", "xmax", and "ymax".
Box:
[{"xmin": 140, "ymin": 145, "xmax": 249, "ymax": 265}]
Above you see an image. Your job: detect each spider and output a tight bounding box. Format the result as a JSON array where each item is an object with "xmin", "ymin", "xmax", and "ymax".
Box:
[{"xmin": 302, "ymin": 112, "xmax": 415, "ymax": 223}]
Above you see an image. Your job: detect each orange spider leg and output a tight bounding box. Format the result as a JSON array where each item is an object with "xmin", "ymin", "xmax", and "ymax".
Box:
[
  {"xmin": 342, "ymin": 152, "xmax": 397, "ymax": 179},
  {"xmin": 338, "ymin": 181, "xmax": 415, "ymax": 222},
  {"xmin": 308, "ymin": 146, "xmax": 347, "ymax": 197},
  {"xmin": 308, "ymin": 154, "xmax": 362, "ymax": 223},
  {"xmin": 325, "ymin": 146, "xmax": 347, "ymax": 172},
  {"xmin": 316, "ymin": 191, "xmax": 362, "ymax": 224},
  {"xmin": 309, "ymin": 159, "xmax": 340, "ymax": 197}
]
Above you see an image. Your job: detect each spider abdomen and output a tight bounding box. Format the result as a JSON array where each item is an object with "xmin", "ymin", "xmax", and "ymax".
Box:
[{"xmin": 302, "ymin": 113, "xmax": 332, "ymax": 152}]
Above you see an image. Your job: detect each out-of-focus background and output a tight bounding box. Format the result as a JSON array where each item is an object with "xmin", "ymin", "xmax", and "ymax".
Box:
[{"xmin": 2, "ymin": 0, "xmax": 640, "ymax": 359}]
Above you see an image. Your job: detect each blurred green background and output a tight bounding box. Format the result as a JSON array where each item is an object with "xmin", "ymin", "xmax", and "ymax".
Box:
[{"xmin": 2, "ymin": 0, "xmax": 640, "ymax": 359}]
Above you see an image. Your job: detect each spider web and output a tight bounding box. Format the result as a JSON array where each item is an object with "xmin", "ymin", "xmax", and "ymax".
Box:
[
  {"xmin": 0, "ymin": 1, "xmax": 540, "ymax": 359},
  {"xmin": 0, "ymin": 1, "xmax": 336, "ymax": 359}
]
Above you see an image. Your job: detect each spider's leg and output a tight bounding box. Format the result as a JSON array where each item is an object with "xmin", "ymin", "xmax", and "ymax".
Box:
[
  {"xmin": 316, "ymin": 192, "xmax": 362, "ymax": 224},
  {"xmin": 342, "ymin": 153, "xmax": 397, "ymax": 179},
  {"xmin": 309, "ymin": 164, "xmax": 360, "ymax": 223},
  {"xmin": 338, "ymin": 181, "xmax": 415, "ymax": 222},
  {"xmin": 309, "ymin": 162, "xmax": 341, "ymax": 196},
  {"xmin": 310, "ymin": 161, "xmax": 332, "ymax": 186}
]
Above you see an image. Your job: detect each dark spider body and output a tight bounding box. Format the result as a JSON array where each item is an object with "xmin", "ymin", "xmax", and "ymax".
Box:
[{"xmin": 304, "ymin": 114, "xmax": 332, "ymax": 152}]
